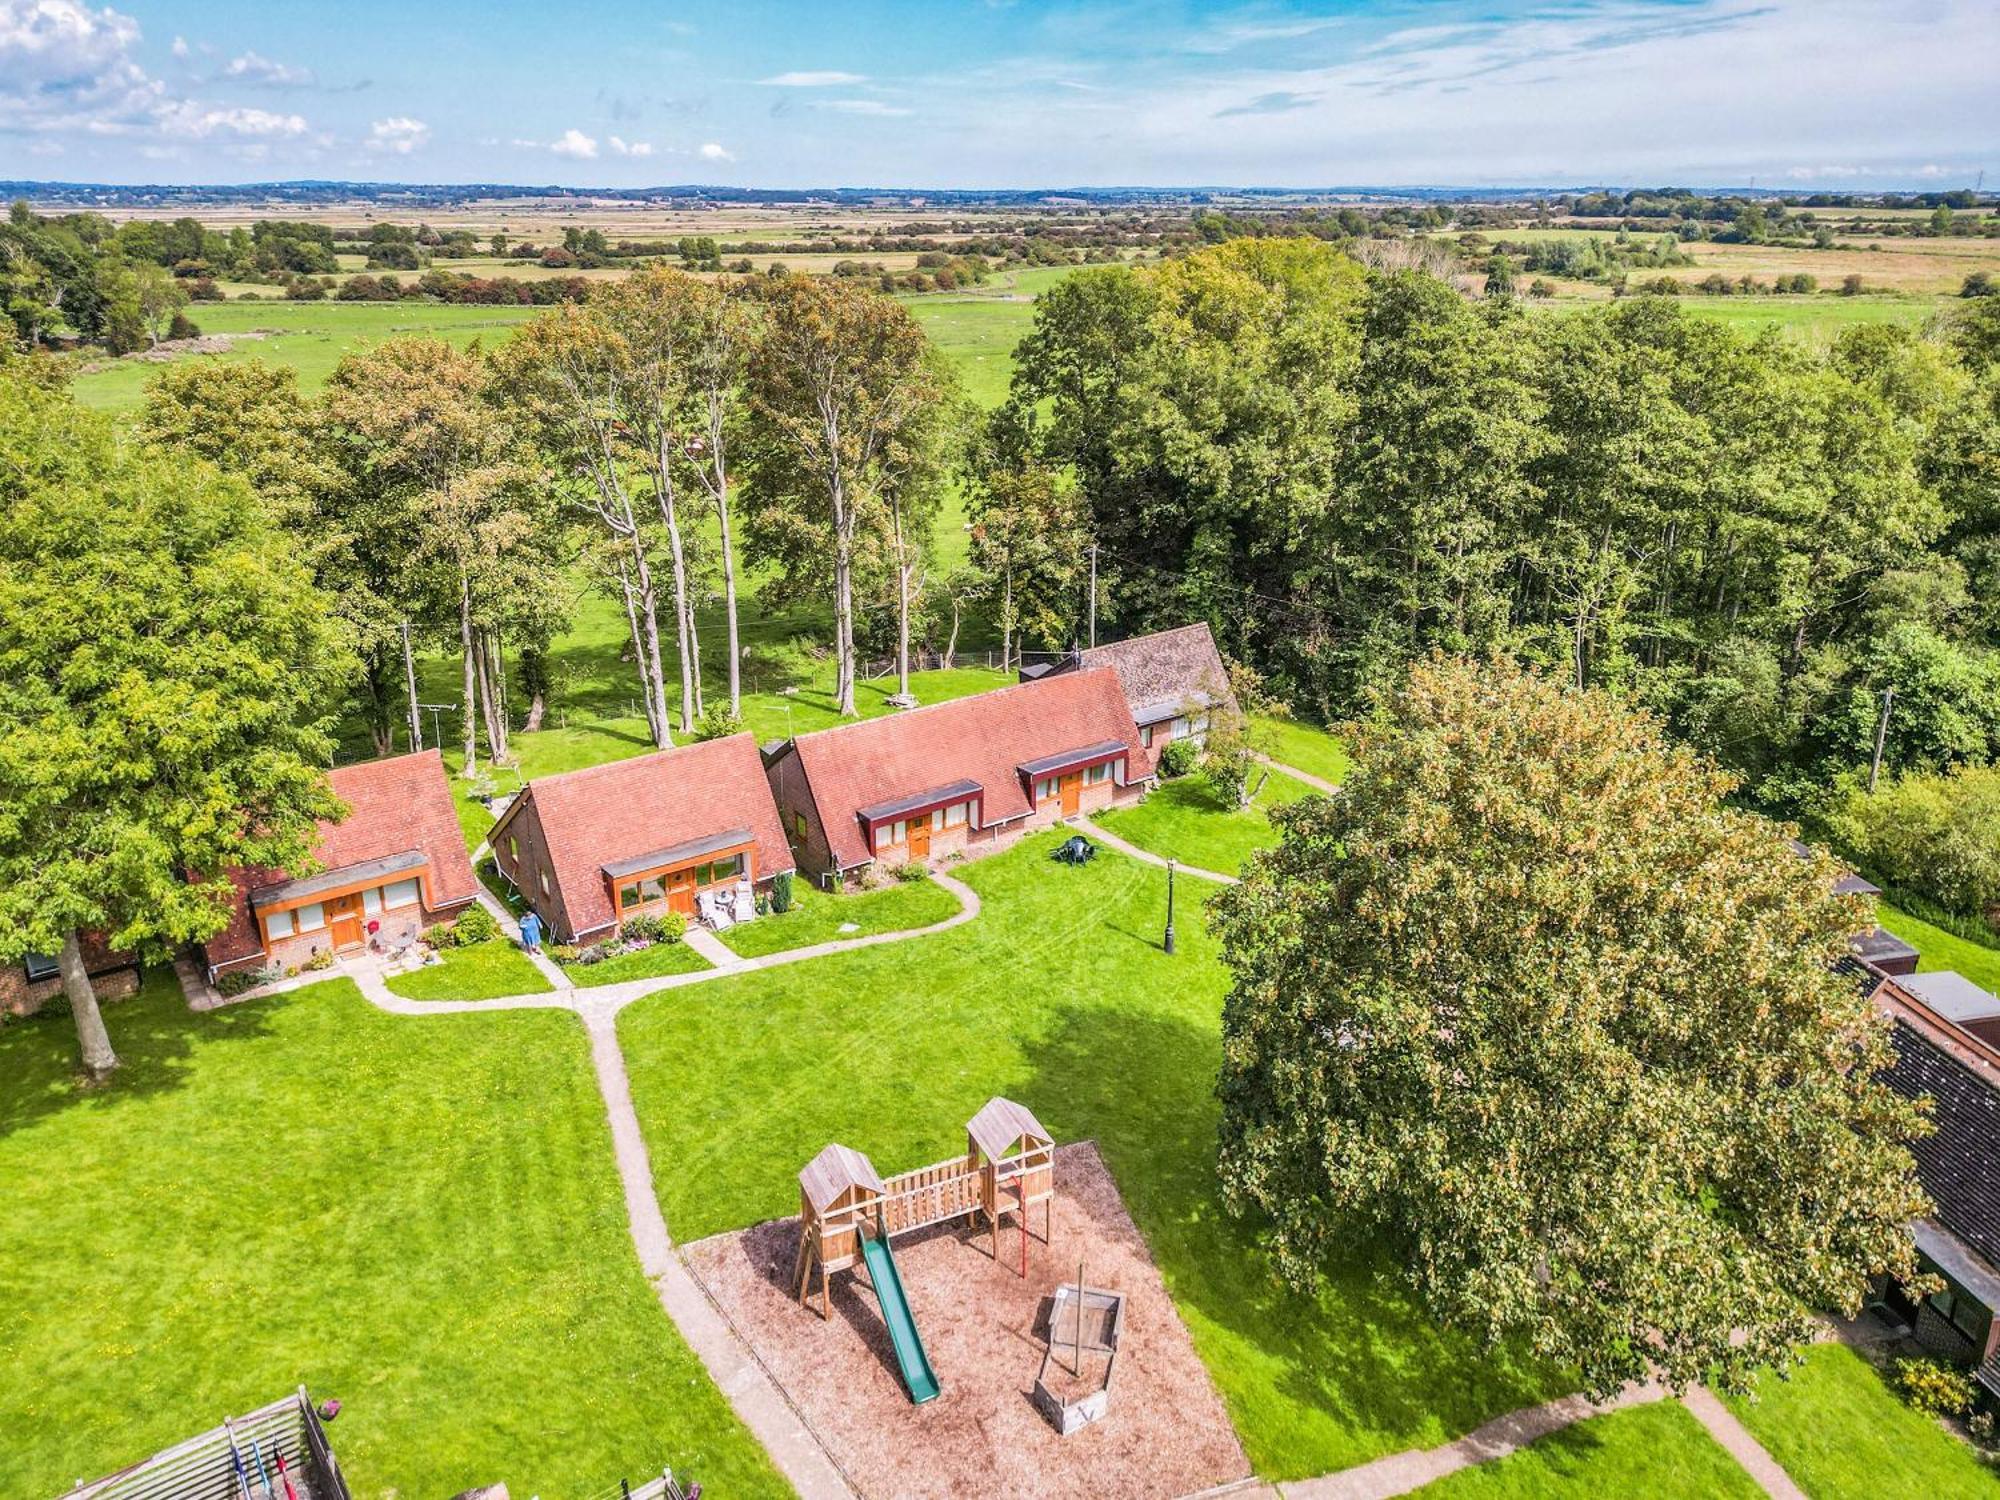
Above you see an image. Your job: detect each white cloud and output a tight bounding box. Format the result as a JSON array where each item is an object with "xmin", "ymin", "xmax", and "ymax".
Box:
[
  {"xmin": 158, "ymin": 103, "xmax": 308, "ymax": 139},
  {"xmin": 169, "ymin": 34, "xmax": 187, "ymax": 58},
  {"xmin": 757, "ymin": 69, "xmax": 864, "ymax": 86},
  {"xmin": 697, "ymin": 140, "xmax": 733, "ymax": 161},
  {"xmin": 550, "ymin": 127, "xmax": 598, "ymax": 158},
  {"xmin": 608, "ymin": 134, "xmax": 652, "ymax": 157},
  {"xmin": 366, "ymin": 115, "xmax": 429, "ymax": 154},
  {"xmin": 819, "ymin": 98, "xmax": 911, "ymax": 117},
  {"xmin": 224, "ymin": 49, "xmax": 312, "ymax": 87}
]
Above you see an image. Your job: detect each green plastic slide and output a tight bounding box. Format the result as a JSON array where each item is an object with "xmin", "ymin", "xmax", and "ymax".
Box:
[{"xmin": 858, "ymin": 1231, "xmax": 940, "ymax": 1404}]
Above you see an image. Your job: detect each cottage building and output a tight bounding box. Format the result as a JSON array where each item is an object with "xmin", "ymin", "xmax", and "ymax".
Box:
[
  {"xmin": 1788, "ymin": 837, "xmax": 1919, "ymax": 976},
  {"xmin": 489, "ymin": 733, "xmax": 794, "ymax": 944},
  {"xmin": 1, "ymin": 932, "xmax": 140, "ymax": 1019},
  {"xmin": 1874, "ymin": 973, "xmax": 2000, "ymax": 1404},
  {"xmin": 764, "ymin": 671, "xmax": 1151, "ymax": 887},
  {"xmin": 202, "ymin": 749, "xmax": 480, "ymax": 979},
  {"xmin": 1023, "ymin": 623, "xmax": 1238, "ymax": 770}
]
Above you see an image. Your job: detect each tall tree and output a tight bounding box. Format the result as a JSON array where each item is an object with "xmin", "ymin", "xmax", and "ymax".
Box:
[
  {"xmin": 326, "ymin": 340, "xmax": 527, "ymax": 774},
  {"xmin": 675, "ymin": 275, "xmax": 757, "ymax": 717},
  {"xmin": 0, "ymin": 375, "xmax": 348, "ymax": 1077},
  {"xmin": 1212, "ymin": 656, "xmax": 1930, "ymax": 1397},
  {"xmin": 741, "ymin": 276, "xmax": 952, "ymax": 715}
]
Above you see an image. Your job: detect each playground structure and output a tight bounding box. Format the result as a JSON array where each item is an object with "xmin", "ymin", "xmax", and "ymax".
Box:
[
  {"xmin": 793, "ymin": 1097, "xmax": 1057, "ymax": 1404},
  {"xmin": 1034, "ymin": 1273, "xmax": 1128, "ymax": 1437},
  {"xmin": 59, "ymin": 1388, "xmax": 348, "ymax": 1500}
]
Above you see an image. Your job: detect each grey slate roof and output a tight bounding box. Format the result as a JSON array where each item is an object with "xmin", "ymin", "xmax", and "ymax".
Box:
[
  {"xmin": 1062, "ymin": 624, "xmax": 1237, "ymax": 723},
  {"xmin": 1881, "ymin": 1018, "xmax": 2000, "ymax": 1267}
]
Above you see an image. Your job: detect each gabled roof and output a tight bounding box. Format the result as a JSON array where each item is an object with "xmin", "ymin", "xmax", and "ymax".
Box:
[
  {"xmin": 1876, "ymin": 978, "xmax": 2000, "ymax": 1269},
  {"xmin": 800, "ymin": 1142, "xmax": 883, "ymax": 1213},
  {"xmin": 967, "ymin": 1096, "xmax": 1052, "ymax": 1163},
  {"xmin": 774, "ymin": 672, "xmax": 1151, "ymax": 870},
  {"xmin": 205, "ymin": 750, "xmax": 479, "ymax": 966},
  {"xmin": 495, "ymin": 734, "xmax": 793, "ymax": 938},
  {"xmin": 1068, "ymin": 624, "xmax": 1236, "ymax": 724}
]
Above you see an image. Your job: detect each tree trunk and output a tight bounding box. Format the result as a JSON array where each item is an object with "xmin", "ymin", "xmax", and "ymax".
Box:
[
  {"xmin": 616, "ymin": 561, "xmax": 666, "ymax": 747},
  {"xmin": 459, "ymin": 572, "xmax": 479, "ymax": 775},
  {"xmin": 714, "ymin": 442, "xmax": 743, "ymax": 716},
  {"xmin": 943, "ymin": 594, "xmax": 962, "ymax": 671},
  {"xmin": 654, "ymin": 466, "xmax": 699, "ymax": 736},
  {"xmin": 402, "ymin": 621, "xmax": 423, "ymax": 752},
  {"xmin": 891, "ymin": 489, "xmax": 912, "ymax": 699},
  {"xmin": 831, "ymin": 475, "xmax": 857, "ymax": 717},
  {"xmin": 60, "ymin": 929, "xmax": 118, "ymax": 1080}
]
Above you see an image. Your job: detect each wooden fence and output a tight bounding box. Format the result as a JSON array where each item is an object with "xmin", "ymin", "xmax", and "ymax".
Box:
[
  {"xmin": 60, "ymin": 1389, "xmax": 347, "ymax": 1500},
  {"xmin": 879, "ymin": 1154, "xmax": 986, "ymax": 1236}
]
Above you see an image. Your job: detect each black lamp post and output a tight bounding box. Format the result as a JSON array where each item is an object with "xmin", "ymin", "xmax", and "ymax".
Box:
[{"xmin": 1164, "ymin": 857, "xmax": 1177, "ymax": 956}]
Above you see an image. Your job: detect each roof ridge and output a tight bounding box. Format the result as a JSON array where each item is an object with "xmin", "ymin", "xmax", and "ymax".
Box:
[
  {"xmin": 790, "ymin": 672, "xmax": 1115, "ymax": 746},
  {"xmin": 526, "ymin": 732, "xmax": 752, "ymax": 794}
]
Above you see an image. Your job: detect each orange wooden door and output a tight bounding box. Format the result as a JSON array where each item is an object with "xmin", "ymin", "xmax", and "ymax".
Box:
[
  {"xmin": 327, "ymin": 892, "xmax": 365, "ymax": 949},
  {"xmin": 908, "ymin": 819, "xmax": 932, "ymax": 859},
  {"xmin": 667, "ymin": 868, "xmax": 697, "ymax": 916},
  {"xmin": 1059, "ymin": 772, "xmax": 1082, "ymax": 816}
]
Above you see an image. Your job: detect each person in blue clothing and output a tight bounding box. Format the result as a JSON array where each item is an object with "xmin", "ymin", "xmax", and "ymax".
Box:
[{"xmin": 519, "ymin": 909, "xmax": 544, "ymax": 954}]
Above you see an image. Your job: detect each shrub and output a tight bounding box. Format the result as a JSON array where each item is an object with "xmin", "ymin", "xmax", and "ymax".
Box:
[
  {"xmin": 770, "ymin": 868, "xmax": 794, "ymax": 914},
  {"xmin": 620, "ymin": 909, "xmax": 686, "ymax": 945},
  {"xmin": 1894, "ymin": 1357, "xmax": 1976, "ymax": 1417},
  {"xmin": 1827, "ymin": 765, "xmax": 2000, "ymax": 918},
  {"xmin": 1157, "ymin": 738, "xmax": 1200, "ymax": 779},
  {"xmin": 547, "ymin": 943, "xmax": 579, "ymax": 964},
  {"xmin": 894, "ymin": 860, "xmax": 932, "ymax": 882},
  {"xmin": 453, "ymin": 904, "xmax": 501, "ymax": 945},
  {"xmin": 216, "ymin": 965, "xmax": 280, "ymax": 997},
  {"xmin": 303, "ymin": 948, "xmax": 335, "ymax": 972},
  {"xmin": 693, "ymin": 704, "xmax": 746, "ymax": 742},
  {"xmin": 165, "ymin": 311, "xmax": 201, "ymax": 340},
  {"xmin": 423, "ymin": 922, "xmax": 458, "ymax": 950}
]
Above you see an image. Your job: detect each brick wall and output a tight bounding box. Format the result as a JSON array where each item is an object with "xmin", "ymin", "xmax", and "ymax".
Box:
[
  {"xmin": 493, "ymin": 794, "xmax": 578, "ymax": 939},
  {"xmin": 1, "ymin": 960, "xmax": 140, "ymax": 1019},
  {"xmin": 766, "ymin": 749, "xmax": 841, "ymax": 887}
]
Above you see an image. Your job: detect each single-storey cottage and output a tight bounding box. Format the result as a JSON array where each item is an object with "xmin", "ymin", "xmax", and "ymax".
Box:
[
  {"xmin": 1874, "ymin": 973, "xmax": 2000, "ymax": 1405},
  {"xmin": 764, "ymin": 671, "xmax": 1151, "ymax": 887},
  {"xmin": 2, "ymin": 932, "xmax": 140, "ymax": 1019},
  {"xmin": 1023, "ymin": 623, "xmax": 1238, "ymax": 770},
  {"xmin": 489, "ymin": 733, "xmax": 795, "ymax": 944},
  {"xmin": 202, "ymin": 749, "xmax": 481, "ymax": 979}
]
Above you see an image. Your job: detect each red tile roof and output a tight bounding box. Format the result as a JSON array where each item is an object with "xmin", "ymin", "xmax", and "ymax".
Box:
[
  {"xmin": 782, "ymin": 670, "xmax": 1150, "ymax": 870},
  {"xmin": 496, "ymin": 733, "xmax": 794, "ymax": 938},
  {"xmin": 204, "ymin": 750, "xmax": 479, "ymax": 966}
]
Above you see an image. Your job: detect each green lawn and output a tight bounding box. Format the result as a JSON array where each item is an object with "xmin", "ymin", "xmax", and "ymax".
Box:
[
  {"xmin": 69, "ymin": 301, "xmax": 544, "ymax": 413},
  {"xmin": 1679, "ymin": 295, "xmax": 1938, "ymax": 339},
  {"xmin": 1876, "ymin": 902, "xmax": 2000, "ymax": 994},
  {"xmin": 1408, "ymin": 1400, "xmax": 1763, "ymax": 1498},
  {"xmin": 0, "ymin": 974, "xmax": 785, "ymax": 1499},
  {"xmin": 716, "ymin": 876, "xmax": 962, "ymax": 959},
  {"xmin": 618, "ymin": 834, "xmax": 1556, "ymax": 1479},
  {"xmin": 381, "ymin": 938, "xmax": 553, "ymax": 1001},
  {"xmin": 1095, "ymin": 767, "xmax": 1319, "ymax": 875},
  {"xmin": 1721, "ymin": 1344, "xmax": 1999, "ymax": 1500},
  {"xmin": 1255, "ymin": 714, "xmax": 1352, "ymax": 786},
  {"xmin": 564, "ymin": 939, "xmax": 712, "ymax": 988}
]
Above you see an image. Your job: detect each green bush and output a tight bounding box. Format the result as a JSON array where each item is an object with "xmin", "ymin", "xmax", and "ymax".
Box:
[
  {"xmin": 547, "ymin": 943, "xmax": 579, "ymax": 964},
  {"xmin": 620, "ymin": 909, "xmax": 685, "ymax": 945},
  {"xmin": 894, "ymin": 860, "xmax": 932, "ymax": 883},
  {"xmin": 1157, "ymin": 738, "xmax": 1200, "ymax": 779},
  {"xmin": 693, "ymin": 705, "xmax": 746, "ymax": 742},
  {"xmin": 215, "ymin": 966, "xmax": 278, "ymax": 997},
  {"xmin": 1894, "ymin": 1357, "xmax": 1976, "ymax": 1417},
  {"xmin": 770, "ymin": 869, "xmax": 794, "ymax": 915},
  {"xmin": 1828, "ymin": 766, "xmax": 2000, "ymax": 918},
  {"xmin": 454, "ymin": 904, "xmax": 501, "ymax": 945}
]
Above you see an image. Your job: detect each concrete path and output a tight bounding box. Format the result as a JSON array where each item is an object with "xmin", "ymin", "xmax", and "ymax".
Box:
[
  {"xmin": 472, "ymin": 885, "xmax": 574, "ymax": 990},
  {"xmin": 1682, "ymin": 1386, "xmax": 1806, "ymax": 1499},
  {"xmin": 1072, "ymin": 815, "xmax": 1239, "ymax": 885},
  {"xmin": 681, "ymin": 927, "xmax": 743, "ymax": 970},
  {"xmin": 1277, "ymin": 1382, "xmax": 1668, "ymax": 1500},
  {"xmin": 1256, "ymin": 754, "xmax": 1342, "ymax": 796}
]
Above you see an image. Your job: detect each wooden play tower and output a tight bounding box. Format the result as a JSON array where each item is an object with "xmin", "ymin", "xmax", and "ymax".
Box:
[{"xmin": 794, "ymin": 1096, "xmax": 1057, "ymax": 1318}]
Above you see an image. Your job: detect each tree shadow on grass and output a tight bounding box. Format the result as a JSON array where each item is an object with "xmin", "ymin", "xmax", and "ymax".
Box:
[
  {"xmin": 1014, "ymin": 999, "xmax": 1560, "ymax": 1474},
  {"xmin": 0, "ymin": 971, "xmax": 289, "ymax": 1141}
]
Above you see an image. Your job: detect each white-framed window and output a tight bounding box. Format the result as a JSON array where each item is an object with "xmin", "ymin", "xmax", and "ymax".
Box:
[
  {"xmin": 383, "ymin": 877, "xmax": 422, "ymax": 909},
  {"xmin": 507, "ymin": 835, "xmax": 519, "ymax": 860},
  {"xmin": 943, "ymin": 799, "xmax": 969, "ymax": 827},
  {"xmin": 363, "ymin": 886, "xmax": 384, "ymax": 917},
  {"xmin": 296, "ymin": 902, "xmax": 326, "ymax": 933},
  {"xmin": 1140, "ymin": 724, "xmax": 1155, "ymax": 747},
  {"xmin": 539, "ymin": 868, "xmax": 552, "ymax": 897},
  {"xmin": 265, "ymin": 907, "xmax": 295, "ymax": 940},
  {"xmin": 1085, "ymin": 761, "xmax": 1113, "ymax": 785},
  {"xmin": 1170, "ymin": 716, "xmax": 1190, "ymax": 737},
  {"xmin": 874, "ymin": 823, "xmax": 895, "ymax": 851},
  {"xmin": 1036, "ymin": 776, "xmax": 1059, "ymax": 801}
]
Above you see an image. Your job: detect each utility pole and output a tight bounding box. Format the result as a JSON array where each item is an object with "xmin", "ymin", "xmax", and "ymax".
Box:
[
  {"xmin": 1868, "ymin": 686, "xmax": 1896, "ymax": 794},
  {"xmin": 1163, "ymin": 858, "xmax": 1177, "ymax": 956},
  {"xmin": 401, "ymin": 621, "xmax": 423, "ymax": 753},
  {"xmin": 420, "ymin": 702, "xmax": 455, "ymax": 760},
  {"xmin": 1087, "ymin": 544, "xmax": 1098, "ymax": 648}
]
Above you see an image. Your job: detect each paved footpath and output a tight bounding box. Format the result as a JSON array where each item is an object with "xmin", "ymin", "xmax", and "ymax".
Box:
[
  {"xmin": 1072, "ymin": 815, "xmax": 1239, "ymax": 885},
  {"xmin": 1257, "ymin": 754, "xmax": 1342, "ymax": 796}
]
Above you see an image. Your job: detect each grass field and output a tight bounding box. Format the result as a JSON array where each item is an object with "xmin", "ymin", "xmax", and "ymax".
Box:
[
  {"xmin": 619, "ymin": 833, "xmax": 1563, "ymax": 1479},
  {"xmin": 716, "ymin": 874, "xmax": 961, "ymax": 958},
  {"xmin": 0, "ymin": 974, "xmax": 785, "ymax": 1500},
  {"xmin": 1720, "ymin": 1343, "xmax": 2000, "ymax": 1500},
  {"xmin": 1407, "ymin": 1400, "xmax": 1763, "ymax": 1498},
  {"xmin": 1255, "ymin": 714, "xmax": 1353, "ymax": 785},
  {"xmin": 381, "ymin": 937, "xmax": 552, "ymax": 1001},
  {"xmin": 1876, "ymin": 902, "xmax": 2000, "ymax": 993},
  {"xmin": 564, "ymin": 938, "xmax": 712, "ymax": 987},
  {"xmin": 1095, "ymin": 766, "xmax": 1319, "ymax": 875}
]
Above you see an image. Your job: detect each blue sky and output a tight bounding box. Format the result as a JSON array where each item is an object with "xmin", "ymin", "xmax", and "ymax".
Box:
[{"xmin": 2, "ymin": 0, "xmax": 1993, "ymax": 188}]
